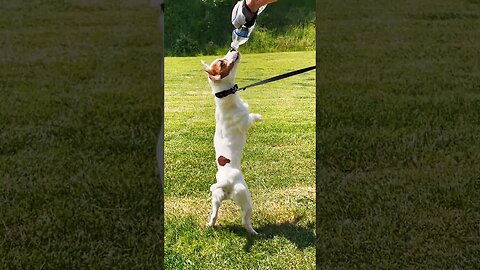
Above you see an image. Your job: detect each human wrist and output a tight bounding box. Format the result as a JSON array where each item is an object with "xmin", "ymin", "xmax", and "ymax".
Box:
[
  {"xmin": 245, "ymin": 0, "xmax": 260, "ymax": 12},
  {"xmin": 242, "ymin": 0, "xmax": 258, "ymax": 27}
]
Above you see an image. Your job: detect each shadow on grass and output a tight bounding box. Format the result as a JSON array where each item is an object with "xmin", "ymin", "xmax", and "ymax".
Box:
[{"xmin": 223, "ymin": 215, "xmax": 315, "ymax": 252}]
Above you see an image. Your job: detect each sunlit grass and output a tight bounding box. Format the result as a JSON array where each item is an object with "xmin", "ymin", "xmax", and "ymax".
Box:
[
  {"xmin": 165, "ymin": 51, "xmax": 315, "ymax": 269},
  {"xmin": 317, "ymin": 0, "xmax": 480, "ymax": 267}
]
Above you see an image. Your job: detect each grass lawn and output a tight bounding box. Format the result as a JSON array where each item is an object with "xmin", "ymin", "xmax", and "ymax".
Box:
[
  {"xmin": 317, "ymin": 0, "xmax": 480, "ymax": 268},
  {"xmin": 164, "ymin": 51, "xmax": 316, "ymax": 269},
  {"xmin": 0, "ymin": 1, "xmax": 163, "ymax": 268}
]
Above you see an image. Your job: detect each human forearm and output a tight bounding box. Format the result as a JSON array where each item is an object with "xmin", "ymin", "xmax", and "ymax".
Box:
[{"xmin": 245, "ymin": 0, "xmax": 278, "ymax": 12}]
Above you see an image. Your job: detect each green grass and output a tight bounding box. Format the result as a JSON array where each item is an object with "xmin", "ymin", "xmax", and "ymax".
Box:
[
  {"xmin": 317, "ymin": 0, "xmax": 480, "ymax": 268},
  {"xmin": 0, "ymin": 1, "xmax": 163, "ymax": 268},
  {"xmin": 231, "ymin": 23, "xmax": 316, "ymax": 56},
  {"xmin": 164, "ymin": 51, "xmax": 316, "ymax": 269},
  {"xmin": 165, "ymin": 0, "xmax": 315, "ymax": 56}
]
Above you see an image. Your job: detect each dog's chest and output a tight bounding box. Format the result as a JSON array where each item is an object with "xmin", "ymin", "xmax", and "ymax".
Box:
[
  {"xmin": 213, "ymin": 101, "xmax": 248, "ymax": 166},
  {"xmin": 215, "ymin": 109, "xmax": 247, "ymax": 138},
  {"xmin": 215, "ymin": 97, "xmax": 248, "ymax": 127}
]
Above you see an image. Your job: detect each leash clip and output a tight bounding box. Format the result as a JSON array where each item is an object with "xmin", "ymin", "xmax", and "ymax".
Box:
[{"xmin": 232, "ymin": 84, "xmax": 239, "ymax": 93}]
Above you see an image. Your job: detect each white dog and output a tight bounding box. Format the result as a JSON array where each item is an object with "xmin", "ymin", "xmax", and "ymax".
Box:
[{"xmin": 201, "ymin": 50, "xmax": 262, "ymax": 235}]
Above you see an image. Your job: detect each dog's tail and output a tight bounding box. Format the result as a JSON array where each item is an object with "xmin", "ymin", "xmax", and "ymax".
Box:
[{"xmin": 250, "ymin": 113, "xmax": 263, "ymax": 122}]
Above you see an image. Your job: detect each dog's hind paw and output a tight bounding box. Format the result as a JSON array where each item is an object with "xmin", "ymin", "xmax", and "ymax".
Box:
[
  {"xmin": 206, "ymin": 222, "xmax": 214, "ymax": 228},
  {"xmin": 244, "ymin": 226, "xmax": 258, "ymax": 235}
]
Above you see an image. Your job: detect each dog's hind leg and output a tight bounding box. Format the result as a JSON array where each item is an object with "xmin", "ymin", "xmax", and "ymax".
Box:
[
  {"xmin": 232, "ymin": 183, "xmax": 257, "ymax": 235},
  {"xmin": 206, "ymin": 188, "xmax": 225, "ymax": 228}
]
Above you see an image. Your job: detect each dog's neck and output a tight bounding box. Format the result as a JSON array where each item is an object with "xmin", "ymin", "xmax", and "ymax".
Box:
[{"xmin": 211, "ymin": 81, "xmax": 239, "ymax": 106}]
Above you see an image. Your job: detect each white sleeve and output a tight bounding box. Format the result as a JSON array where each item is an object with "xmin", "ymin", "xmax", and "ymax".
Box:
[{"xmin": 231, "ymin": 0, "xmax": 247, "ymax": 29}]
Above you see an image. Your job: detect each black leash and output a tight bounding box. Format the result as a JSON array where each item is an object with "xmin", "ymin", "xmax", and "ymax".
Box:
[{"xmin": 215, "ymin": 65, "xmax": 316, "ymax": 99}]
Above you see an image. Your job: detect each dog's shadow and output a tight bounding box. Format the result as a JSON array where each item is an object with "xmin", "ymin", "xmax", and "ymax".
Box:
[{"xmin": 222, "ymin": 216, "xmax": 315, "ymax": 252}]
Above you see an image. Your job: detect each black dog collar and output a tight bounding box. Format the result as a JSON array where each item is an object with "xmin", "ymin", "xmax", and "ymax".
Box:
[{"xmin": 215, "ymin": 84, "xmax": 239, "ymax": 98}]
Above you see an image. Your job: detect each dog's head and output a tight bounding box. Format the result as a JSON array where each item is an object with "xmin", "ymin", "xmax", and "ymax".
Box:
[{"xmin": 201, "ymin": 50, "xmax": 240, "ymax": 88}]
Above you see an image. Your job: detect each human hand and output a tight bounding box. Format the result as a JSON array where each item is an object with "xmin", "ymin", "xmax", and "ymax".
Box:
[{"xmin": 246, "ymin": 0, "xmax": 278, "ymax": 12}]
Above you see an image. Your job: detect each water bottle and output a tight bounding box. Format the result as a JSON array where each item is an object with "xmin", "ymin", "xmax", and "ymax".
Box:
[
  {"xmin": 230, "ymin": 4, "xmax": 267, "ymax": 50},
  {"xmin": 231, "ymin": 26, "xmax": 254, "ymax": 50}
]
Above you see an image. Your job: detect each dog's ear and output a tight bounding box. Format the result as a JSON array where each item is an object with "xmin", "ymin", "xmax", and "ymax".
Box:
[
  {"xmin": 201, "ymin": 60, "xmax": 209, "ymax": 71},
  {"xmin": 201, "ymin": 60, "xmax": 221, "ymax": 81}
]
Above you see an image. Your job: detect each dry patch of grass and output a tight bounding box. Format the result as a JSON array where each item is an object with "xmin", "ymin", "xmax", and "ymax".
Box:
[{"xmin": 165, "ymin": 185, "xmax": 315, "ymax": 227}]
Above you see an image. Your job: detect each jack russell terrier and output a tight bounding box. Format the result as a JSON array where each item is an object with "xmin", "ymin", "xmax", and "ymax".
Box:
[{"xmin": 201, "ymin": 50, "xmax": 262, "ymax": 235}]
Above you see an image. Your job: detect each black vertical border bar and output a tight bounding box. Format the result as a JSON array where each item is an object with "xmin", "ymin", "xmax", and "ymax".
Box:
[
  {"xmin": 315, "ymin": 0, "xmax": 320, "ymax": 268},
  {"xmin": 156, "ymin": 0, "xmax": 165, "ymax": 268}
]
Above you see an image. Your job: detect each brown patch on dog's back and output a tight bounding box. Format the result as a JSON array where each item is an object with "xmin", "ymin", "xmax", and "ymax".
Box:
[{"xmin": 217, "ymin": 155, "xmax": 231, "ymax": 166}]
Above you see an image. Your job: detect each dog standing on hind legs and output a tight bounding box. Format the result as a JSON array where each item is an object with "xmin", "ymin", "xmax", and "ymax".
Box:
[{"xmin": 201, "ymin": 50, "xmax": 262, "ymax": 235}]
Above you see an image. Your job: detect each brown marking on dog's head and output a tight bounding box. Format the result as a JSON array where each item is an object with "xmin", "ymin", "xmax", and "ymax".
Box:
[
  {"xmin": 201, "ymin": 52, "xmax": 239, "ymax": 82},
  {"xmin": 217, "ymin": 155, "xmax": 231, "ymax": 166}
]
